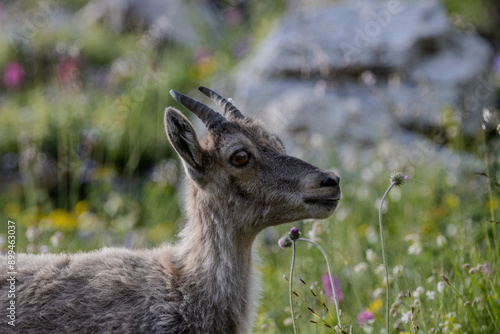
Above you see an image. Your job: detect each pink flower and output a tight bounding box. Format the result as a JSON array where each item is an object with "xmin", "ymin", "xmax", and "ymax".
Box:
[
  {"xmin": 55, "ymin": 57, "xmax": 81, "ymax": 87},
  {"xmin": 3, "ymin": 61, "xmax": 25, "ymax": 90},
  {"xmin": 322, "ymin": 273, "xmax": 344, "ymax": 303},
  {"xmin": 357, "ymin": 309, "xmax": 375, "ymax": 325}
]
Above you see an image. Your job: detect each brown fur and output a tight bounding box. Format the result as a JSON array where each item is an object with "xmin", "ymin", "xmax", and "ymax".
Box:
[{"xmin": 0, "ymin": 88, "xmax": 341, "ymax": 333}]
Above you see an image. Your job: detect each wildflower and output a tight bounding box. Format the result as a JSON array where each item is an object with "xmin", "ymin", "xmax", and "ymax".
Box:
[
  {"xmin": 322, "ymin": 273, "xmax": 344, "ymax": 302},
  {"xmin": 414, "ymin": 286, "xmax": 425, "ymax": 298},
  {"xmin": 389, "ymin": 171, "xmax": 409, "ymax": 186},
  {"xmin": 55, "ymin": 57, "xmax": 80, "ymax": 88},
  {"xmin": 437, "ymin": 281, "xmax": 445, "ymax": 293},
  {"xmin": 462, "ymin": 263, "xmax": 471, "ymax": 270},
  {"xmin": 310, "ymin": 221, "xmax": 324, "ymax": 236},
  {"xmin": 357, "ymin": 309, "xmax": 375, "ymax": 325},
  {"xmin": 369, "ymin": 298, "xmax": 382, "ymax": 313},
  {"xmin": 390, "ymin": 301, "xmax": 400, "ymax": 316},
  {"xmin": 3, "ymin": 61, "xmax": 25, "ymax": 90},
  {"xmin": 278, "ymin": 236, "xmax": 292, "ymax": 249},
  {"xmin": 400, "ymin": 310, "xmax": 412, "ymax": 324},
  {"xmin": 372, "ymin": 288, "xmax": 385, "ymax": 298},
  {"xmin": 407, "ymin": 241, "xmax": 422, "ymax": 255},
  {"xmin": 39, "ymin": 244, "xmax": 50, "ymax": 254},
  {"xmin": 47, "ymin": 209, "xmax": 78, "ymax": 231},
  {"xmin": 482, "ymin": 108, "xmax": 492, "ymax": 124},
  {"xmin": 479, "ymin": 262, "xmax": 491, "ymax": 275},
  {"xmin": 26, "ymin": 226, "xmax": 38, "ymax": 242},
  {"xmin": 426, "ymin": 290, "xmax": 436, "ymax": 300},
  {"xmin": 74, "ymin": 201, "xmax": 90, "ymax": 216},
  {"xmin": 439, "ymin": 312, "xmax": 462, "ymax": 334},
  {"xmin": 366, "ymin": 249, "xmax": 378, "ymax": 263},
  {"xmin": 27, "ymin": 243, "xmax": 36, "ymax": 253},
  {"xmin": 289, "ymin": 227, "xmax": 301, "ymax": 240},
  {"xmin": 375, "ymin": 264, "xmax": 386, "ymax": 275},
  {"xmin": 468, "ymin": 267, "xmax": 478, "ymax": 275},
  {"xmin": 354, "ymin": 262, "xmax": 368, "ymax": 274},
  {"xmin": 50, "ymin": 231, "xmax": 64, "ymax": 248},
  {"xmin": 436, "ymin": 235, "xmax": 447, "ymax": 248},
  {"xmin": 405, "ymin": 233, "xmax": 422, "ymax": 254},
  {"xmin": 283, "ymin": 317, "xmax": 293, "ymax": 326},
  {"xmin": 392, "ymin": 265, "xmax": 404, "ymax": 277}
]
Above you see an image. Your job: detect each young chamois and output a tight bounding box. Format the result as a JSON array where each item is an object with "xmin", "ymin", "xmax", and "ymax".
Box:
[{"xmin": 0, "ymin": 87, "xmax": 341, "ymax": 333}]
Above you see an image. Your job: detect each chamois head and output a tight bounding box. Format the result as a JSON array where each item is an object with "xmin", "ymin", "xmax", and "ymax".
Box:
[{"xmin": 164, "ymin": 87, "xmax": 341, "ymax": 234}]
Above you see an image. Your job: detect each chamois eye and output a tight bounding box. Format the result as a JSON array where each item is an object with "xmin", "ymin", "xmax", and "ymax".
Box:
[{"xmin": 230, "ymin": 150, "xmax": 250, "ymax": 167}]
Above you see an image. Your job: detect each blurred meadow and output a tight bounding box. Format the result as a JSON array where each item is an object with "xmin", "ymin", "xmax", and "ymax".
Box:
[{"xmin": 0, "ymin": 0, "xmax": 499, "ymax": 333}]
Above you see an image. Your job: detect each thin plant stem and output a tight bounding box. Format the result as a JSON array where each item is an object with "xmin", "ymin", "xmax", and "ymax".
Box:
[
  {"xmin": 298, "ymin": 237, "xmax": 342, "ymax": 328},
  {"xmin": 446, "ymin": 280, "xmax": 487, "ymax": 334},
  {"xmin": 290, "ymin": 240, "xmax": 297, "ymax": 334},
  {"xmin": 482, "ymin": 130, "xmax": 495, "ymax": 223},
  {"xmin": 379, "ymin": 181, "xmax": 395, "ymax": 334}
]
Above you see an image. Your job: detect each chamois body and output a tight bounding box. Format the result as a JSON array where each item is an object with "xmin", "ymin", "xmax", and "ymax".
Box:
[{"xmin": 0, "ymin": 87, "xmax": 341, "ymax": 333}]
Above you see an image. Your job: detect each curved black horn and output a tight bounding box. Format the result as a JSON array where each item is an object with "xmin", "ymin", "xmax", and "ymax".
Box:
[
  {"xmin": 198, "ymin": 86, "xmax": 245, "ymax": 120},
  {"xmin": 170, "ymin": 90, "xmax": 226, "ymax": 129}
]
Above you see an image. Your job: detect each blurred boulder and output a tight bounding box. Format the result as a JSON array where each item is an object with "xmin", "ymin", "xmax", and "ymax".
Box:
[
  {"xmin": 231, "ymin": 0, "xmax": 495, "ymax": 153},
  {"xmin": 78, "ymin": 0, "xmax": 221, "ymax": 46}
]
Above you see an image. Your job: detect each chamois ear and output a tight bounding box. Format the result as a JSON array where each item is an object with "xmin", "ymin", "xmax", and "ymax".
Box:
[{"xmin": 164, "ymin": 107, "xmax": 204, "ymax": 177}]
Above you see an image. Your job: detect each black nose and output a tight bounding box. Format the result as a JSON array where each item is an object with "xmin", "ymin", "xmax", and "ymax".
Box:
[{"xmin": 320, "ymin": 176, "xmax": 340, "ymax": 187}]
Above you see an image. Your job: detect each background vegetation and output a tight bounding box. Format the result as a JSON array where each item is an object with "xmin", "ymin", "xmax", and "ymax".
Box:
[{"xmin": 0, "ymin": 0, "xmax": 499, "ymax": 332}]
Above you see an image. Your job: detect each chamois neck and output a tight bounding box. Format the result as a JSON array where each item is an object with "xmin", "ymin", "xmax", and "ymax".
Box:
[
  {"xmin": 172, "ymin": 185, "xmax": 261, "ymax": 333},
  {"xmin": 178, "ymin": 186, "xmax": 257, "ymax": 274}
]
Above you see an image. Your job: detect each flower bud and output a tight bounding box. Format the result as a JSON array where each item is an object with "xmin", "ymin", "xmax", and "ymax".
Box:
[
  {"xmin": 278, "ymin": 236, "xmax": 292, "ymax": 248},
  {"xmin": 289, "ymin": 227, "xmax": 301, "ymax": 240}
]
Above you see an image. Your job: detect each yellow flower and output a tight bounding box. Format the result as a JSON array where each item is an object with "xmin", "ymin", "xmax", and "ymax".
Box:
[
  {"xmin": 47, "ymin": 209, "xmax": 78, "ymax": 231},
  {"xmin": 4, "ymin": 202, "xmax": 20, "ymax": 218},
  {"xmin": 369, "ymin": 298, "xmax": 382, "ymax": 313},
  {"xmin": 357, "ymin": 224, "xmax": 368, "ymax": 236},
  {"xmin": 445, "ymin": 194, "xmax": 460, "ymax": 209},
  {"xmin": 74, "ymin": 201, "xmax": 90, "ymax": 216}
]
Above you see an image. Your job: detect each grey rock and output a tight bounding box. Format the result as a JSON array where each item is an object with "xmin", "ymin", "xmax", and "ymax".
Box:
[{"xmin": 232, "ymin": 0, "xmax": 495, "ymax": 153}]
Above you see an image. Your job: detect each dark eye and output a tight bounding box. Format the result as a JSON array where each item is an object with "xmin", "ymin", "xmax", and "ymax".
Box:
[{"xmin": 230, "ymin": 150, "xmax": 250, "ymax": 167}]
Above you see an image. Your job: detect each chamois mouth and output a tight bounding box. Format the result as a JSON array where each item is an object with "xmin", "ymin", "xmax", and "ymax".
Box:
[{"xmin": 304, "ymin": 197, "xmax": 339, "ymax": 208}]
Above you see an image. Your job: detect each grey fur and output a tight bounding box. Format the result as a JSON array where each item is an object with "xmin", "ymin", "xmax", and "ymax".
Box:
[{"xmin": 0, "ymin": 88, "xmax": 341, "ymax": 333}]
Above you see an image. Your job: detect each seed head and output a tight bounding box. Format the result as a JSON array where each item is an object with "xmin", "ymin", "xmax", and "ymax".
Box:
[{"xmin": 389, "ymin": 171, "xmax": 409, "ymax": 186}]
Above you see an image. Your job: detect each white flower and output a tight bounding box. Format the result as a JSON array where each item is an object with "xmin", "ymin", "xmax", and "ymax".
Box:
[
  {"xmin": 39, "ymin": 244, "xmax": 50, "ymax": 254},
  {"xmin": 404, "ymin": 233, "xmax": 420, "ymax": 242},
  {"xmin": 354, "ymin": 262, "xmax": 368, "ymax": 274},
  {"xmin": 372, "ymin": 288, "xmax": 385, "ymax": 298},
  {"xmin": 437, "ymin": 281, "xmax": 445, "ymax": 293},
  {"xmin": 426, "ymin": 290, "xmax": 437, "ymax": 300},
  {"xmin": 26, "ymin": 226, "xmax": 38, "ymax": 242},
  {"xmin": 401, "ymin": 310, "xmax": 412, "ymax": 324},
  {"xmin": 415, "ymin": 286, "xmax": 425, "ymax": 297},
  {"xmin": 408, "ymin": 241, "xmax": 423, "ymax": 255},
  {"xmin": 393, "ymin": 265, "xmax": 404, "ymax": 277},
  {"xmin": 375, "ymin": 264, "xmax": 386, "ymax": 276},
  {"xmin": 366, "ymin": 249, "xmax": 378, "ymax": 263},
  {"xmin": 436, "ymin": 235, "xmax": 447, "ymax": 248}
]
